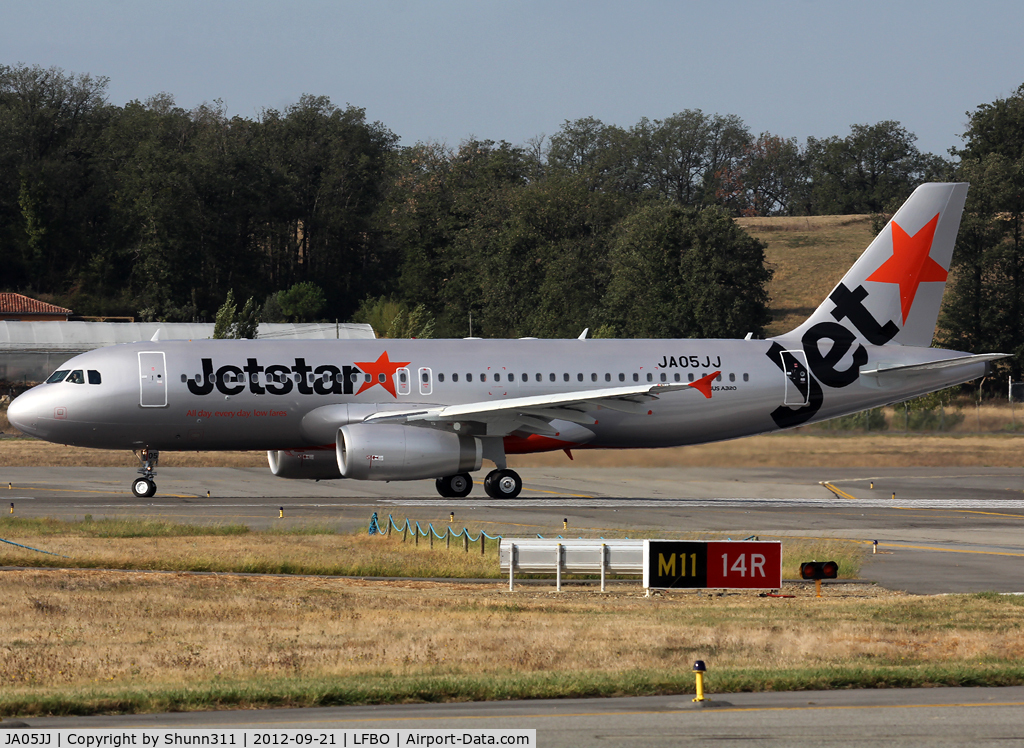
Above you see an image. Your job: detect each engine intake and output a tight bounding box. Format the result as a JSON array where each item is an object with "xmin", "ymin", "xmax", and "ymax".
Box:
[
  {"xmin": 337, "ymin": 423, "xmax": 482, "ymax": 481},
  {"xmin": 267, "ymin": 449, "xmax": 343, "ymax": 480}
]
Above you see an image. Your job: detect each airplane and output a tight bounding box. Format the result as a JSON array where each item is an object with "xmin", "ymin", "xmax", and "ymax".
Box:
[{"xmin": 7, "ymin": 182, "xmax": 1007, "ymax": 500}]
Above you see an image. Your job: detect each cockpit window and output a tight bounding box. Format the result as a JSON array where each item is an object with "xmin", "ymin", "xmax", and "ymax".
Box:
[
  {"xmin": 67, "ymin": 370, "xmax": 86, "ymax": 384},
  {"xmin": 88, "ymin": 370, "xmax": 102, "ymax": 385},
  {"xmin": 46, "ymin": 369, "xmax": 71, "ymax": 384}
]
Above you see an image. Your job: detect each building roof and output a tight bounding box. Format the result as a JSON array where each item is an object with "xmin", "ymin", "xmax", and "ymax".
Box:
[
  {"xmin": 0, "ymin": 293, "xmax": 72, "ymax": 317},
  {"xmin": 0, "ymin": 321, "xmax": 376, "ymax": 351}
]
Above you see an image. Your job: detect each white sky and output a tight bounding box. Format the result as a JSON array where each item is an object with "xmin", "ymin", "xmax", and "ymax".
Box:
[{"xmin": 4, "ymin": 0, "xmax": 1023, "ymax": 157}]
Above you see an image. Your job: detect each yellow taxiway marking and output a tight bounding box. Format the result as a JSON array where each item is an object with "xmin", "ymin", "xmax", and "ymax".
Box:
[
  {"xmin": 820, "ymin": 482, "xmax": 858, "ymax": 500},
  {"xmin": 471, "ymin": 480, "xmax": 592, "ymax": 499},
  {"xmin": 6, "ymin": 485, "xmax": 197, "ymax": 499},
  {"xmin": 876, "ymin": 541, "xmax": 1024, "ymax": 558}
]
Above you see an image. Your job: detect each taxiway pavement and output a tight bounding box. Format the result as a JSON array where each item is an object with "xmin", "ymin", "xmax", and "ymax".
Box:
[{"xmin": 2, "ymin": 465, "xmax": 1022, "ymax": 594}]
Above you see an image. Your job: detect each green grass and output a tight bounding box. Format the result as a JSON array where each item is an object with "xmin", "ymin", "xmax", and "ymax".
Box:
[
  {"xmin": 4, "ymin": 665, "xmax": 1024, "ymax": 717},
  {"xmin": 0, "ymin": 516, "xmax": 251, "ymax": 538}
]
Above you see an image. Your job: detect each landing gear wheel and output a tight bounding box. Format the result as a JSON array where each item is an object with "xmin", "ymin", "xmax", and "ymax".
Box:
[
  {"xmin": 132, "ymin": 448, "xmax": 160, "ymax": 498},
  {"xmin": 132, "ymin": 477, "xmax": 156, "ymax": 498},
  {"xmin": 435, "ymin": 473, "xmax": 473, "ymax": 498},
  {"xmin": 483, "ymin": 469, "xmax": 522, "ymax": 499}
]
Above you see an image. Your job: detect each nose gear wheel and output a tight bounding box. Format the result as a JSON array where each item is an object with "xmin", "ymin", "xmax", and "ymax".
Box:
[{"xmin": 132, "ymin": 448, "xmax": 159, "ymax": 497}]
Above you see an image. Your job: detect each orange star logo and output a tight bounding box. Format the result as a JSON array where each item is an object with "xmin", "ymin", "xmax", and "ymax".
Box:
[
  {"xmin": 354, "ymin": 351, "xmax": 411, "ymax": 398},
  {"xmin": 865, "ymin": 213, "xmax": 947, "ymax": 324}
]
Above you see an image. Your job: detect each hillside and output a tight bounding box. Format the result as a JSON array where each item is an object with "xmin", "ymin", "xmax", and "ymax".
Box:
[{"xmin": 736, "ymin": 214, "xmax": 876, "ymax": 337}]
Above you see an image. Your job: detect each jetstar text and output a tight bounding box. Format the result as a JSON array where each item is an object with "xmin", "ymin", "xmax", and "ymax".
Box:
[{"xmin": 186, "ymin": 358, "xmax": 364, "ymax": 397}]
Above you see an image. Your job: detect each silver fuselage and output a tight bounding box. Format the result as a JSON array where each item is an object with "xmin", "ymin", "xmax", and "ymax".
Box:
[{"xmin": 8, "ymin": 336, "xmax": 986, "ymax": 453}]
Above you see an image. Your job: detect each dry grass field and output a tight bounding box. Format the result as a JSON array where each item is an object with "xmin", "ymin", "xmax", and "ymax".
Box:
[
  {"xmin": 737, "ymin": 214, "xmax": 876, "ymax": 335},
  {"xmin": 1, "ymin": 568, "xmax": 1023, "ymax": 716}
]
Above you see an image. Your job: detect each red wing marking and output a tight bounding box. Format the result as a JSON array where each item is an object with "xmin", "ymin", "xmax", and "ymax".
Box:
[{"xmin": 690, "ymin": 370, "xmax": 720, "ymax": 399}]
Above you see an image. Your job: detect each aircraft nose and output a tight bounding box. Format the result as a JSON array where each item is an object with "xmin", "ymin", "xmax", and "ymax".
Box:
[{"xmin": 6, "ymin": 389, "xmax": 45, "ymax": 436}]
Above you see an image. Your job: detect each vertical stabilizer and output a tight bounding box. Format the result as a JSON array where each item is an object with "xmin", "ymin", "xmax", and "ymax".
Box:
[{"xmin": 779, "ymin": 183, "xmax": 968, "ymax": 348}]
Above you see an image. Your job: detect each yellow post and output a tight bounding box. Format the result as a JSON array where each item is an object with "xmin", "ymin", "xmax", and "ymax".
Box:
[
  {"xmin": 870, "ymin": 481, "xmax": 874, "ymax": 489},
  {"xmin": 8, "ymin": 482, "xmax": 11, "ymax": 490},
  {"xmin": 207, "ymin": 490, "xmax": 211, "ymax": 498},
  {"xmin": 692, "ymin": 660, "xmax": 707, "ymax": 702},
  {"xmin": 563, "ymin": 518, "xmax": 568, "ymax": 530},
  {"xmin": 279, "ymin": 507, "xmax": 284, "ymax": 518},
  {"xmin": 892, "ymin": 492, "xmax": 896, "ymax": 501},
  {"xmin": 816, "ymin": 579, "xmax": 822, "ymax": 598},
  {"xmin": 9, "ymin": 502, "xmax": 13, "ymax": 515},
  {"xmin": 449, "ymin": 512, "xmax": 454, "ymax": 523}
]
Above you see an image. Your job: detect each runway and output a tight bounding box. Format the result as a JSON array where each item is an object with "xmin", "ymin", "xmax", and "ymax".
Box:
[
  {"xmin": 15, "ymin": 687, "xmax": 1024, "ymax": 746},
  {"xmin": 2, "ymin": 465, "xmax": 1023, "ymax": 594}
]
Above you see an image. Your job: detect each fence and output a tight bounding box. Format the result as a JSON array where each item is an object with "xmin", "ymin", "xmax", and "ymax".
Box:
[
  {"xmin": 368, "ymin": 512, "xmax": 501, "ymax": 554},
  {"xmin": 499, "ymin": 538, "xmax": 644, "ymax": 592}
]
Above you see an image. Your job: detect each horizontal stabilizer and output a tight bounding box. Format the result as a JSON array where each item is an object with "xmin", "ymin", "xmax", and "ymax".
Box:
[{"xmin": 860, "ymin": 353, "xmax": 1009, "ymax": 378}]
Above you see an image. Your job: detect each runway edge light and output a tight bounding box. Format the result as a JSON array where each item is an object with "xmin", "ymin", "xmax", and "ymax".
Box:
[{"xmin": 692, "ymin": 660, "xmax": 708, "ymax": 703}]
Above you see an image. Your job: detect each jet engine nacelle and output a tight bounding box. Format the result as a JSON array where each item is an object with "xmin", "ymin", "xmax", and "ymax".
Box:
[
  {"xmin": 337, "ymin": 423, "xmax": 482, "ymax": 481},
  {"xmin": 267, "ymin": 449, "xmax": 343, "ymax": 480}
]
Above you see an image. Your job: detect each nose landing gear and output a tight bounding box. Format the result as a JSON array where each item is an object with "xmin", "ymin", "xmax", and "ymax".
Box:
[{"xmin": 132, "ymin": 449, "xmax": 159, "ymax": 497}]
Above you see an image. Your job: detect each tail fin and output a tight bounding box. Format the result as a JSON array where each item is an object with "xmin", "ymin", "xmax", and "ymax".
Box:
[{"xmin": 780, "ymin": 183, "xmax": 968, "ymax": 348}]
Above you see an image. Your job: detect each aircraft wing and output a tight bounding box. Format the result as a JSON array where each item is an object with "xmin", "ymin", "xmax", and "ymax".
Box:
[{"xmin": 362, "ymin": 370, "xmax": 720, "ymax": 434}]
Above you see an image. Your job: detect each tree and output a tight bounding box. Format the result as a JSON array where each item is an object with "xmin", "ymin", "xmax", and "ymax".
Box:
[
  {"xmin": 940, "ymin": 84, "xmax": 1024, "ymax": 382},
  {"xmin": 212, "ymin": 290, "xmax": 261, "ymax": 338},
  {"xmin": 276, "ymin": 281, "xmax": 326, "ymax": 322},
  {"xmin": 803, "ymin": 122, "xmax": 948, "ymax": 214},
  {"xmin": 603, "ymin": 204, "xmax": 772, "ymax": 338}
]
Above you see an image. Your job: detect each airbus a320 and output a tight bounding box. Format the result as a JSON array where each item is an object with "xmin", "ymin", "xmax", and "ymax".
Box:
[{"xmin": 8, "ymin": 183, "xmax": 1005, "ymax": 499}]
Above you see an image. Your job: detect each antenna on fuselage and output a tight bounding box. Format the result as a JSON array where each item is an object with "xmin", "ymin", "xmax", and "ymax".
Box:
[{"xmin": 578, "ymin": 328, "xmax": 589, "ymax": 340}]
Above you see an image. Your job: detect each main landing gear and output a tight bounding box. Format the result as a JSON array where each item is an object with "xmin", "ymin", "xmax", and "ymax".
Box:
[
  {"xmin": 434, "ymin": 469, "xmax": 523, "ymax": 499},
  {"xmin": 132, "ymin": 448, "xmax": 159, "ymax": 498}
]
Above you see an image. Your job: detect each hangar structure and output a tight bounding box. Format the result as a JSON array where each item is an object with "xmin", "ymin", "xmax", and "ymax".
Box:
[{"xmin": 0, "ymin": 321, "xmax": 375, "ymax": 386}]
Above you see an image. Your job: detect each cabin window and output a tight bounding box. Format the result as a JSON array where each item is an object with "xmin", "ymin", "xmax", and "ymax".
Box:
[
  {"xmin": 688, "ymin": 373, "xmax": 695, "ymax": 382},
  {"xmin": 632, "ymin": 373, "xmax": 639, "ymax": 382},
  {"xmin": 618, "ymin": 373, "xmax": 625, "ymax": 382},
  {"xmin": 452, "ymin": 373, "xmax": 459, "ymax": 382},
  {"xmin": 399, "ymin": 371, "xmax": 408, "ymax": 384},
  {"xmin": 660, "ymin": 373, "xmax": 667, "ymax": 382},
  {"xmin": 674, "ymin": 373, "xmax": 680, "ymax": 382},
  {"xmin": 549, "ymin": 373, "xmax": 556, "ymax": 382},
  {"xmin": 536, "ymin": 373, "xmax": 542, "ymax": 382},
  {"xmin": 647, "ymin": 373, "xmax": 653, "ymax": 382},
  {"xmin": 716, "ymin": 374, "xmax": 722, "ymax": 382},
  {"xmin": 743, "ymin": 373, "xmax": 749, "ymax": 382},
  {"xmin": 46, "ymin": 369, "xmax": 70, "ymax": 384},
  {"xmin": 467, "ymin": 373, "xmax": 473, "ymax": 382},
  {"xmin": 729, "ymin": 373, "xmax": 735, "ymax": 382},
  {"xmin": 422, "ymin": 371, "xmax": 429, "ymax": 383},
  {"xmin": 521, "ymin": 373, "xmax": 528, "ymax": 382},
  {"xmin": 605, "ymin": 373, "xmax": 611, "ymax": 382},
  {"xmin": 592, "ymin": 373, "xmax": 598, "ymax": 382},
  {"xmin": 481, "ymin": 373, "xmax": 487, "ymax": 382},
  {"xmin": 563, "ymin": 373, "xmax": 570, "ymax": 382},
  {"xmin": 180, "ymin": 374, "xmax": 187, "ymax": 383},
  {"xmin": 438, "ymin": 373, "xmax": 445, "ymax": 382},
  {"xmin": 577, "ymin": 373, "xmax": 584, "ymax": 382}
]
